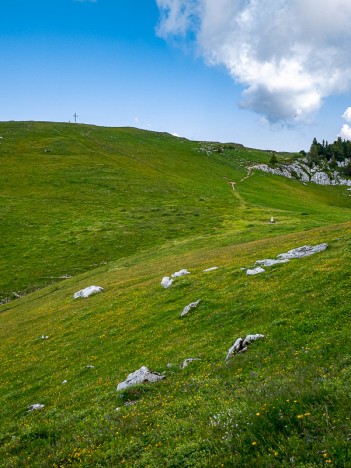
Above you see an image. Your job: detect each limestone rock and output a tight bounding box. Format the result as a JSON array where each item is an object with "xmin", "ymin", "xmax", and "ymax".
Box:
[
  {"xmin": 161, "ymin": 277, "xmax": 173, "ymax": 288},
  {"xmin": 243, "ymin": 334, "xmax": 265, "ymax": 346},
  {"xmin": 246, "ymin": 267, "xmax": 265, "ymax": 275},
  {"xmin": 172, "ymin": 269, "xmax": 190, "ymax": 277},
  {"xmin": 226, "ymin": 334, "xmax": 265, "ymax": 361},
  {"xmin": 116, "ymin": 366, "xmax": 165, "ymax": 391},
  {"xmin": 180, "ymin": 299, "xmax": 201, "ymax": 317},
  {"xmin": 73, "ymin": 285, "xmax": 103, "ymax": 299},
  {"xmin": 277, "ymin": 243, "xmax": 328, "ymax": 260},
  {"xmin": 28, "ymin": 403, "xmax": 45, "ymax": 412},
  {"xmin": 203, "ymin": 267, "xmax": 218, "ymax": 272}
]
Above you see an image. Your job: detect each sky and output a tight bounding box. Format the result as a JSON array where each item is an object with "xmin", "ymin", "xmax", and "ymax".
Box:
[{"xmin": 1, "ymin": 0, "xmax": 351, "ymax": 151}]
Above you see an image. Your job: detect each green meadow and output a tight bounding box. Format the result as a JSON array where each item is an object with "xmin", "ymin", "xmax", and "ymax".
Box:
[{"xmin": 1, "ymin": 122, "xmax": 351, "ymax": 466}]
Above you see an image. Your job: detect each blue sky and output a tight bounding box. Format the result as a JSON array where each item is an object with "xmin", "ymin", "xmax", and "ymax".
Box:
[{"xmin": 1, "ymin": 0, "xmax": 351, "ymax": 151}]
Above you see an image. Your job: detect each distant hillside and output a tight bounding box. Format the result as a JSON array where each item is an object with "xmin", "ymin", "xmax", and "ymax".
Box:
[
  {"xmin": 1, "ymin": 122, "xmax": 351, "ymax": 466},
  {"xmin": 1, "ymin": 121, "xmax": 350, "ymax": 304}
]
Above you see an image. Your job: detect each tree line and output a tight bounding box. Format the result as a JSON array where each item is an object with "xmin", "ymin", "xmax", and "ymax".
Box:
[{"xmin": 305, "ymin": 137, "xmax": 351, "ymax": 175}]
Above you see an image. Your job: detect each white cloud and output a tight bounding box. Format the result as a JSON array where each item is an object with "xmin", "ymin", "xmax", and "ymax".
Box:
[
  {"xmin": 342, "ymin": 107, "xmax": 351, "ymax": 123},
  {"xmin": 338, "ymin": 124, "xmax": 351, "ymax": 141},
  {"xmin": 156, "ymin": 0, "xmax": 351, "ymax": 124}
]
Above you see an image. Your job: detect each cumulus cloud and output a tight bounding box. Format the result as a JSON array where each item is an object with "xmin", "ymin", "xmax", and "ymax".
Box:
[
  {"xmin": 342, "ymin": 107, "xmax": 351, "ymax": 123},
  {"xmin": 156, "ymin": 0, "xmax": 351, "ymax": 124},
  {"xmin": 339, "ymin": 124, "xmax": 351, "ymax": 141}
]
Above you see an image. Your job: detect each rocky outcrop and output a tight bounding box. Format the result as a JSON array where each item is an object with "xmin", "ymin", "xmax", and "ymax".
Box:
[
  {"xmin": 277, "ymin": 243, "xmax": 328, "ymax": 260},
  {"xmin": 73, "ymin": 285, "xmax": 103, "ymax": 299},
  {"xmin": 255, "ymin": 160, "xmax": 351, "ymax": 186},
  {"xmin": 116, "ymin": 366, "xmax": 165, "ymax": 391}
]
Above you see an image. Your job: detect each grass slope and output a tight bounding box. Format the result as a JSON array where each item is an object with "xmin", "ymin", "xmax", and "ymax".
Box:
[{"xmin": 1, "ymin": 122, "xmax": 351, "ymax": 466}]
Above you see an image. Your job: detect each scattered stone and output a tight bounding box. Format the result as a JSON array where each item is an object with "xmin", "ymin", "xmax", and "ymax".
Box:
[
  {"xmin": 203, "ymin": 267, "xmax": 218, "ymax": 272},
  {"xmin": 226, "ymin": 334, "xmax": 264, "ymax": 361},
  {"xmin": 124, "ymin": 401, "xmax": 136, "ymax": 406},
  {"xmin": 255, "ymin": 259, "xmax": 289, "ymax": 267},
  {"xmin": 28, "ymin": 404, "xmax": 45, "ymax": 412},
  {"xmin": 166, "ymin": 363, "xmax": 173, "ymax": 368},
  {"xmin": 41, "ymin": 335, "xmax": 49, "ymax": 340},
  {"xmin": 116, "ymin": 366, "xmax": 165, "ymax": 391},
  {"xmin": 161, "ymin": 276, "xmax": 173, "ymax": 289},
  {"xmin": 62, "ymin": 380, "xmax": 67, "ymax": 385},
  {"xmin": 86, "ymin": 365, "xmax": 95, "ymax": 369},
  {"xmin": 246, "ymin": 267, "xmax": 265, "ymax": 275},
  {"xmin": 181, "ymin": 358, "xmax": 201, "ymax": 369},
  {"xmin": 171, "ymin": 269, "xmax": 190, "ymax": 277},
  {"xmin": 180, "ymin": 299, "xmax": 201, "ymax": 317},
  {"xmin": 73, "ymin": 285, "xmax": 104, "ymax": 299},
  {"xmin": 269, "ymin": 217, "xmax": 275, "ymax": 223},
  {"xmin": 277, "ymin": 243, "xmax": 328, "ymax": 260}
]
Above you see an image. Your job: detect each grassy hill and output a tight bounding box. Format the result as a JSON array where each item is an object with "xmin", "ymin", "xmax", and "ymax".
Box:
[{"xmin": 0, "ymin": 122, "xmax": 351, "ymax": 466}]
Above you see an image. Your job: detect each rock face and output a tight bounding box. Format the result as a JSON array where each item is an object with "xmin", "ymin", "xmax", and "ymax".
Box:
[
  {"xmin": 180, "ymin": 300, "xmax": 201, "ymax": 317},
  {"xmin": 277, "ymin": 243, "xmax": 328, "ymax": 260},
  {"xmin": 116, "ymin": 366, "xmax": 165, "ymax": 391},
  {"xmin": 172, "ymin": 269, "xmax": 190, "ymax": 277},
  {"xmin": 255, "ymin": 160, "xmax": 351, "ymax": 187},
  {"xmin": 73, "ymin": 285, "xmax": 103, "ymax": 299},
  {"xmin": 161, "ymin": 277, "xmax": 173, "ymax": 289},
  {"xmin": 246, "ymin": 267, "xmax": 265, "ymax": 276},
  {"xmin": 225, "ymin": 334, "xmax": 265, "ymax": 361}
]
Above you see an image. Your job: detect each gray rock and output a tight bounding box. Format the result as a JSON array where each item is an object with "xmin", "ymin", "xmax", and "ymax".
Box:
[
  {"xmin": 181, "ymin": 358, "xmax": 201, "ymax": 369},
  {"xmin": 73, "ymin": 285, "xmax": 103, "ymax": 299},
  {"xmin": 172, "ymin": 269, "xmax": 190, "ymax": 277},
  {"xmin": 203, "ymin": 267, "xmax": 218, "ymax": 272},
  {"xmin": 243, "ymin": 334, "xmax": 265, "ymax": 346},
  {"xmin": 246, "ymin": 267, "xmax": 265, "ymax": 275},
  {"xmin": 161, "ymin": 276, "xmax": 173, "ymax": 288},
  {"xmin": 226, "ymin": 334, "xmax": 265, "ymax": 361},
  {"xmin": 256, "ymin": 259, "xmax": 289, "ymax": 267},
  {"xmin": 28, "ymin": 403, "xmax": 45, "ymax": 412},
  {"xmin": 225, "ymin": 338, "xmax": 245, "ymax": 361},
  {"xmin": 180, "ymin": 299, "xmax": 201, "ymax": 317},
  {"xmin": 116, "ymin": 366, "xmax": 165, "ymax": 391},
  {"xmin": 277, "ymin": 243, "xmax": 328, "ymax": 260}
]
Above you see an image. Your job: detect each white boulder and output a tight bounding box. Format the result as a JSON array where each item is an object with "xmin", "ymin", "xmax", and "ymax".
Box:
[
  {"xmin": 28, "ymin": 404, "xmax": 45, "ymax": 412},
  {"xmin": 161, "ymin": 277, "xmax": 173, "ymax": 288},
  {"xmin": 116, "ymin": 366, "xmax": 165, "ymax": 391},
  {"xmin": 246, "ymin": 267, "xmax": 265, "ymax": 275},
  {"xmin": 73, "ymin": 285, "xmax": 104, "ymax": 299}
]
